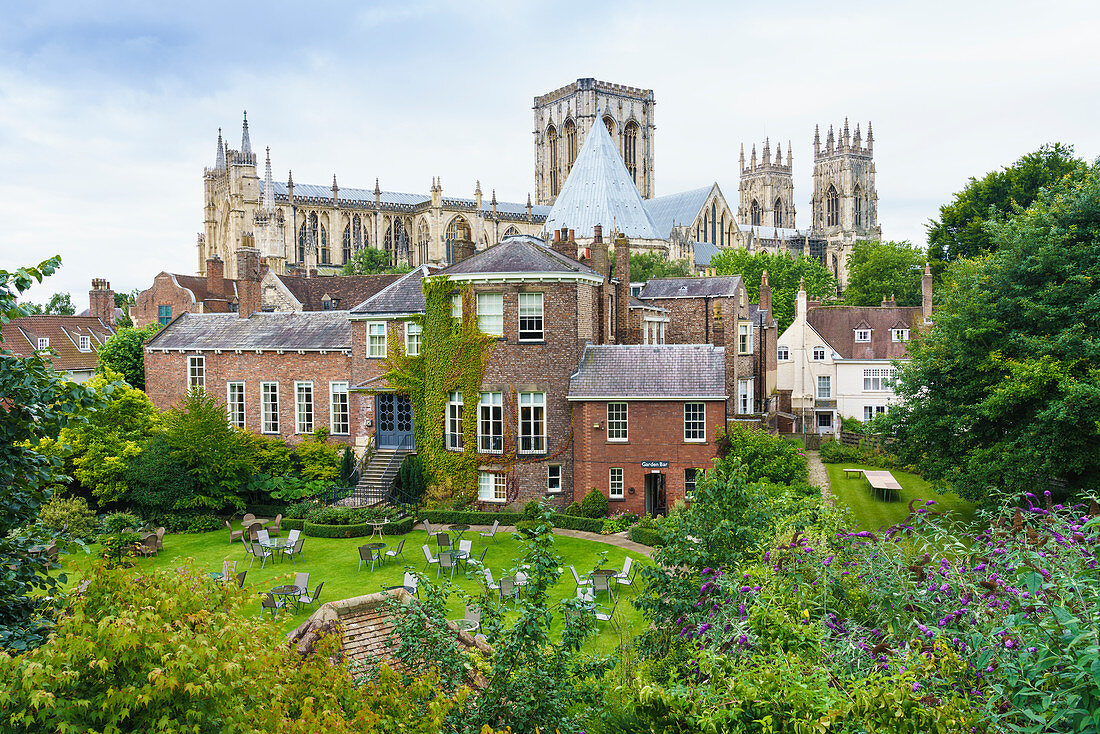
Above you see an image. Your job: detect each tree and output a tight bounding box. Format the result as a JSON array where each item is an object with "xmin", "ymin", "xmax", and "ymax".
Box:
[
  {"xmin": 843, "ymin": 240, "xmax": 926, "ymax": 307},
  {"xmin": 95, "ymin": 322, "xmax": 160, "ymax": 389},
  {"xmin": 624, "ymin": 250, "xmax": 692, "ymax": 282},
  {"xmin": 709, "ymin": 249, "xmax": 836, "ymax": 330},
  {"xmin": 342, "ymin": 247, "xmax": 411, "ymax": 275},
  {"xmin": 21, "ymin": 292, "xmax": 75, "ymax": 315},
  {"xmin": 926, "ymin": 143, "xmax": 1088, "ymax": 271},
  {"xmin": 0, "ymin": 257, "xmax": 102, "ymax": 651},
  {"xmin": 888, "ymin": 163, "xmax": 1100, "ymax": 502},
  {"xmin": 113, "ymin": 288, "xmax": 140, "ymax": 328}
]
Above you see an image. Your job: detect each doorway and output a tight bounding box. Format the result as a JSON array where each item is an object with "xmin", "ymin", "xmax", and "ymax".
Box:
[
  {"xmin": 375, "ymin": 394, "xmax": 415, "ymax": 449},
  {"xmin": 644, "ymin": 473, "xmax": 667, "ymax": 518}
]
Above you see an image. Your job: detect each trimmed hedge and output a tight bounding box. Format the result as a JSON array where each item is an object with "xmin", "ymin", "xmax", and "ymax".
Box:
[
  {"xmin": 387, "ymin": 516, "xmax": 417, "ymax": 535},
  {"xmin": 629, "ymin": 526, "xmax": 665, "ymax": 547},
  {"xmin": 549, "ymin": 514, "xmax": 605, "ymax": 533},
  {"xmin": 301, "ymin": 515, "xmax": 416, "ymax": 538},
  {"xmin": 419, "ymin": 509, "xmax": 604, "ymax": 534},
  {"xmin": 282, "ymin": 518, "xmax": 305, "ymax": 531}
]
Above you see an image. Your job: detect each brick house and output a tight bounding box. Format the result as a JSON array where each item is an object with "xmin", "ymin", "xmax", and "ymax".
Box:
[{"xmin": 132, "ymin": 256, "xmax": 239, "ymax": 328}]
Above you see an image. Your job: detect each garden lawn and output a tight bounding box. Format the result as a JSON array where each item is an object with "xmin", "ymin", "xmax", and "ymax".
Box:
[
  {"xmin": 826, "ymin": 464, "xmax": 978, "ymax": 531},
  {"xmin": 61, "ymin": 526, "xmax": 650, "ymax": 656}
]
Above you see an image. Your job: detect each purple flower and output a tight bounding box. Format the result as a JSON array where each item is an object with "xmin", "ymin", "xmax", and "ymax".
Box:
[
  {"xmin": 699, "ymin": 623, "xmax": 711, "ymax": 634},
  {"xmin": 912, "ymin": 682, "xmax": 922, "ymax": 692},
  {"xmin": 740, "ymin": 585, "xmax": 751, "ymax": 593}
]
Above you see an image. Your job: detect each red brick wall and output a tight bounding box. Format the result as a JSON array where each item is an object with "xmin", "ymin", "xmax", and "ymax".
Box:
[
  {"xmin": 133, "ymin": 273, "xmax": 201, "ymax": 329},
  {"xmin": 572, "ymin": 399, "xmax": 723, "ymax": 516}
]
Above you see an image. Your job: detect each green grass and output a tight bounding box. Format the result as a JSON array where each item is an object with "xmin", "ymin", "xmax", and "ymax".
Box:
[
  {"xmin": 825, "ymin": 464, "xmax": 979, "ymax": 531},
  {"xmin": 62, "ymin": 526, "xmax": 650, "ymax": 656}
]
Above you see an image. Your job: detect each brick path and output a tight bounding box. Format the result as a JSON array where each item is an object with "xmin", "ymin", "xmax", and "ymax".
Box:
[{"xmin": 806, "ymin": 449, "xmax": 834, "ymax": 506}]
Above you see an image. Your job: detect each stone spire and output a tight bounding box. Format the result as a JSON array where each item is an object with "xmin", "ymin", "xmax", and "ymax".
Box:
[
  {"xmin": 240, "ymin": 111, "xmax": 252, "ymax": 157},
  {"xmin": 867, "ymin": 121, "xmax": 874, "ymax": 153},
  {"xmin": 262, "ymin": 147, "xmax": 275, "ymax": 210},
  {"xmin": 739, "ymin": 143, "xmax": 745, "ymax": 172},
  {"xmin": 491, "ymin": 189, "xmax": 497, "ymax": 217},
  {"xmin": 287, "ymin": 170, "xmax": 294, "ymax": 202},
  {"xmin": 826, "ymin": 125, "xmax": 835, "ymax": 153},
  {"xmin": 332, "ymin": 174, "xmax": 339, "ymax": 203},
  {"xmin": 853, "ymin": 123, "xmax": 862, "ymax": 150},
  {"xmin": 215, "ymin": 128, "xmax": 225, "ymax": 170},
  {"xmin": 526, "ymin": 193, "xmax": 532, "ymax": 220},
  {"xmin": 763, "ymin": 136, "xmax": 771, "ymax": 162},
  {"xmin": 813, "ymin": 125, "xmax": 821, "ymax": 157},
  {"xmin": 374, "ymin": 177, "xmax": 381, "ymax": 206},
  {"xmin": 775, "ymin": 144, "xmax": 783, "ymax": 167},
  {"xmin": 787, "ymin": 141, "xmax": 793, "ymax": 167},
  {"xmin": 475, "ymin": 180, "xmax": 482, "ymax": 210},
  {"xmin": 842, "ymin": 117, "xmax": 850, "ymax": 149},
  {"xmin": 751, "ymin": 143, "xmax": 757, "ymax": 168}
]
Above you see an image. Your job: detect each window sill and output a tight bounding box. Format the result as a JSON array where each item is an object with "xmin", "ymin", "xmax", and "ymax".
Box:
[
  {"xmin": 606, "ymin": 439, "xmax": 629, "ymax": 444},
  {"xmin": 609, "ymin": 496, "xmax": 626, "ymax": 502},
  {"xmin": 684, "ymin": 439, "xmax": 707, "ymax": 444},
  {"xmin": 518, "ymin": 339, "xmax": 545, "ymax": 344}
]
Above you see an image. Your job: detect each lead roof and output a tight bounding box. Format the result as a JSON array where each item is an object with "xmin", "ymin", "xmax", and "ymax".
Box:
[
  {"xmin": 568, "ymin": 344, "xmax": 726, "ymax": 400},
  {"xmin": 145, "ymin": 311, "xmax": 351, "ymax": 351}
]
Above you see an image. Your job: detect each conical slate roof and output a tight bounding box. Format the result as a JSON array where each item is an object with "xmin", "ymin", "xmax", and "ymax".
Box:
[{"xmin": 543, "ymin": 116, "xmax": 660, "ymax": 240}]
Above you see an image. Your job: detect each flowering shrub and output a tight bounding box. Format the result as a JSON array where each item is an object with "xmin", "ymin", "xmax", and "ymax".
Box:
[{"xmin": 603, "ymin": 510, "xmax": 641, "ymax": 534}]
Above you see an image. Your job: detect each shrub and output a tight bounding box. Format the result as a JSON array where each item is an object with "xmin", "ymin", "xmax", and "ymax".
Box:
[
  {"xmin": 514, "ymin": 520, "xmax": 539, "ymax": 537},
  {"xmin": 340, "ymin": 445, "xmax": 355, "ymax": 484},
  {"xmin": 818, "ymin": 439, "xmax": 863, "ymax": 464},
  {"xmin": 39, "ymin": 493, "xmax": 98, "ymax": 539},
  {"xmin": 292, "ymin": 434, "xmax": 340, "ymax": 482},
  {"xmin": 523, "ymin": 500, "xmax": 543, "ymax": 520},
  {"xmin": 579, "ymin": 488, "xmax": 609, "ymax": 519},
  {"xmin": 281, "ymin": 518, "xmax": 305, "ymax": 531},
  {"xmin": 303, "ymin": 521, "xmax": 373, "ymax": 539},
  {"xmin": 306, "ymin": 505, "xmax": 397, "ymax": 526},
  {"xmin": 841, "ymin": 416, "xmax": 865, "ymax": 434},
  {"xmin": 421, "ymin": 510, "xmax": 525, "ymax": 526},
  {"xmin": 125, "ymin": 435, "xmax": 193, "ymax": 520},
  {"xmin": 604, "ymin": 510, "xmax": 641, "ymax": 534},
  {"xmin": 286, "ymin": 500, "xmax": 319, "ymax": 520},
  {"xmin": 563, "ymin": 501, "xmax": 583, "ymax": 517},
  {"xmin": 629, "ymin": 525, "xmax": 664, "ymax": 547},
  {"xmin": 396, "ymin": 454, "xmax": 428, "ymax": 504},
  {"xmin": 101, "ymin": 512, "xmax": 141, "ymax": 534},
  {"xmin": 548, "ymin": 514, "xmax": 604, "ymax": 533},
  {"xmin": 717, "ymin": 423, "xmax": 809, "ymax": 485},
  {"xmin": 184, "ymin": 514, "xmax": 222, "ymax": 533}
]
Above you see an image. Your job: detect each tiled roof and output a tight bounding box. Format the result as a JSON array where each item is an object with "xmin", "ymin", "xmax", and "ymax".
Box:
[
  {"xmin": 173, "ymin": 273, "xmax": 237, "ymax": 307},
  {"xmin": 638, "ymin": 275, "xmax": 743, "ymax": 299},
  {"xmin": 807, "ymin": 305, "xmax": 923, "ymax": 360},
  {"xmin": 568, "ymin": 344, "xmax": 726, "ymax": 400},
  {"xmin": 441, "ymin": 236, "xmax": 601, "ymax": 280},
  {"xmin": 1, "ymin": 315, "xmax": 114, "ymax": 372},
  {"xmin": 693, "ymin": 241, "xmax": 722, "ymax": 268},
  {"xmin": 145, "ymin": 311, "xmax": 351, "ymax": 351},
  {"xmin": 643, "ymin": 185, "xmax": 713, "ymax": 238},
  {"xmin": 275, "ymin": 273, "xmax": 401, "ymax": 311},
  {"xmin": 543, "ymin": 119, "xmax": 661, "ymax": 240},
  {"xmin": 349, "ymin": 265, "xmax": 437, "ymax": 316}
]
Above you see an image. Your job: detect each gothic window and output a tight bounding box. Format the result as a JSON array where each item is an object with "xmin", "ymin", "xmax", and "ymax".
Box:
[
  {"xmin": 774, "ymin": 198, "xmax": 783, "ymax": 228},
  {"xmin": 547, "ymin": 125, "xmax": 559, "ymax": 197},
  {"xmin": 342, "ymin": 223, "xmax": 352, "ymax": 263},
  {"xmin": 751, "ymin": 199, "xmax": 761, "ymax": 227},
  {"xmin": 416, "ymin": 218, "xmax": 430, "ymax": 265},
  {"xmin": 603, "ymin": 116, "xmax": 615, "ymax": 138},
  {"xmin": 702, "ymin": 213, "xmax": 708, "ymax": 243},
  {"xmin": 297, "ymin": 220, "xmax": 307, "ymax": 262},
  {"xmin": 394, "ymin": 218, "xmax": 408, "ymax": 260},
  {"xmin": 564, "ymin": 118, "xmax": 577, "ymax": 171},
  {"xmin": 624, "ymin": 121, "xmax": 639, "ymax": 184},
  {"xmin": 384, "ymin": 221, "xmax": 393, "ymax": 259},
  {"xmin": 711, "ymin": 202, "xmax": 717, "ymax": 243},
  {"xmin": 352, "ymin": 214, "xmax": 362, "ymax": 250},
  {"xmin": 826, "ymin": 185, "xmax": 839, "ymax": 228},
  {"xmin": 853, "ymin": 186, "xmax": 862, "ymax": 226},
  {"xmin": 503, "ymin": 225, "xmax": 520, "ymax": 238},
  {"xmin": 319, "ymin": 224, "xmax": 329, "ymax": 264},
  {"xmin": 445, "ymin": 215, "xmax": 468, "ymax": 265},
  {"xmin": 720, "ymin": 214, "xmax": 725, "ymax": 246}
]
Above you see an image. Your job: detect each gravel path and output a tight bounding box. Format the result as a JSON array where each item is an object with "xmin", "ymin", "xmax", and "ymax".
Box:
[{"xmin": 806, "ymin": 449, "xmax": 835, "ymax": 506}]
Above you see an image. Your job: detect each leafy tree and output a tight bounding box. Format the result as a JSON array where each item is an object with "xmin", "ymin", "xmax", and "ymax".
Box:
[
  {"xmin": 21, "ymin": 291, "xmax": 75, "ymax": 315},
  {"xmin": 843, "ymin": 239, "xmax": 926, "ymax": 306},
  {"xmin": 95, "ymin": 322, "xmax": 160, "ymax": 389},
  {"xmin": 342, "ymin": 247, "xmax": 412, "ymax": 275},
  {"xmin": 0, "ymin": 257, "xmax": 102, "ymax": 651},
  {"xmin": 926, "ymin": 143, "xmax": 1088, "ymax": 271},
  {"xmin": 112, "ymin": 288, "xmax": 140, "ymax": 328},
  {"xmin": 709, "ymin": 249, "xmax": 836, "ymax": 330},
  {"xmin": 624, "ymin": 250, "xmax": 692, "ymax": 282},
  {"xmin": 888, "ymin": 163, "xmax": 1100, "ymax": 502}
]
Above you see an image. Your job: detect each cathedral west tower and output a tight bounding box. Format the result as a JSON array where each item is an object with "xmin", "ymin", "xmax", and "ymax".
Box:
[{"xmin": 738, "ymin": 138, "xmax": 795, "ymax": 229}]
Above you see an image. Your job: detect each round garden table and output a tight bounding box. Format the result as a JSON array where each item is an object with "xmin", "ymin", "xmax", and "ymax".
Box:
[
  {"xmin": 271, "ymin": 584, "xmax": 300, "ymax": 611},
  {"xmin": 449, "ymin": 524, "xmax": 471, "ymax": 541},
  {"xmin": 367, "ymin": 520, "xmax": 388, "ymax": 542}
]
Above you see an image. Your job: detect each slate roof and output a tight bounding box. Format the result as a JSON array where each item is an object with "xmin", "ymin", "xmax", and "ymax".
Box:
[
  {"xmin": 644, "ymin": 185, "xmax": 713, "ymax": 238},
  {"xmin": 568, "ymin": 344, "xmax": 727, "ymax": 400},
  {"xmin": 740, "ymin": 224, "xmax": 808, "ymax": 240},
  {"xmin": 145, "ymin": 311, "xmax": 351, "ymax": 351},
  {"xmin": 807, "ymin": 305, "xmax": 923, "ymax": 360},
  {"xmin": 638, "ymin": 275, "xmax": 743, "ymax": 299},
  {"xmin": 349, "ymin": 265, "xmax": 437, "ymax": 316},
  {"xmin": 441, "ymin": 236, "xmax": 601, "ymax": 279},
  {"xmin": 275, "ymin": 273, "xmax": 401, "ymax": 311},
  {"xmin": 629, "ymin": 296, "xmax": 665, "ymax": 313},
  {"xmin": 1, "ymin": 315, "xmax": 114, "ymax": 372},
  {"xmin": 543, "ymin": 118, "xmax": 661, "ymax": 240},
  {"xmin": 693, "ymin": 241, "xmax": 722, "ymax": 268}
]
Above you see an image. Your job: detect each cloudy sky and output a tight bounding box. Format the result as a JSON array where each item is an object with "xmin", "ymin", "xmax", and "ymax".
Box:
[{"xmin": 3, "ymin": 0, "xmax": 1098, "ymax": 310}]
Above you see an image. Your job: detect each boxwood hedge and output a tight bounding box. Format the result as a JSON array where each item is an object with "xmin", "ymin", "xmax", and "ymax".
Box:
[
  {"xmin": 420, "ymin": 509, "xmax": 604, "ymax": 534},
  {"xmin": 301, "ymin": 515, "xmax": 416, "ymax": 538},
  {"xmin": 629, "ymin": 525, "xmax": 664, "ymax": 547}
]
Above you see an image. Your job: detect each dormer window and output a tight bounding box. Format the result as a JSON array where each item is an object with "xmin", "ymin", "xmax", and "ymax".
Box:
[
  {"xmin": 79, "ymin": 335, "xmax": 91, "ymax": 351},
  {"xmin": 812, "ymin": 346, "xmax": 826, "ymax": 361},
  {"xmin": 892, "ymin": 329, "xmax": 909, "ymax": 342},
  {"xmin": 37, "ymin": 337, "xmax": 49, "ymax": 350},
  {"xmin": 855, "ymin": 329, "xmax": 871, "ymax": 342},
  {"xmin": 321, "ymin": 296, "xmax": 339, "ymax": 310}
]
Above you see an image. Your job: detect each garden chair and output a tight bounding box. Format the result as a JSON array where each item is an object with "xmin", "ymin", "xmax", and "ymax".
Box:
[
  {"xmin": 514, "ymin": 570, "xmax": 528, "ymax": 597},
  {"xmin": 436, "ymin": 532, "xmax": 451, "ymax": 551},
  {"xmin": 616, "ymin": 563, "xmax": 639, "ymax": 591},
  {"xmin": 225, "ymin": 520, "xmax": 243, "ymax": 544},
  {"xmin": 593, "ymin": 572, "xmax": 613, "ymax": 603},
  {"xmin": 595, "ymin": 597, "xmax": 619, "ymax": 626},
  {"xmin": 499, "ymin": 576, "xmax": 519, "ymax": 609},
  {"xmin": 155, "ymin": 527, "xmax": 165, "ymax": 551},
  {"xmin": 282, "ymin": 537, "xmax": 305, "ymax": 564},
  {"xmin": 463, "ymin": 604, "xmax": 481, "ymax": 632},
  {"xmin": 482, "ymin": 568, "xmax": 499, "ymax": 594},
  {"xmin": 243, "ymin": 513, "xmax": 256, "ymax": 526},
  {"xmin": 45, "ymin": 542, "xmax": 60, "ymax": 562},
  {"xmin": 294, "ymin": 572, "xmax": 310, "ymax": 595},
  {"xmin": 456, "ymin": 539, "xmax": 473, "ymax": 569},
  {"xmin": 266, "ymin": 514, "xmax": 282, "ymax": 538},
  {"xmin": 570, "ymin": 565, "xmax": 593, "ymax": 590},
  {"xmin": 423, "ymin": 520, "xmax": 439, "ymax": 537},
  {"xmin": 250, "ymin": 542, "xmax": 274, "ymax": 569},
  {"xmin": 358, "ymin": 545, "xmax": 375, "ymax": 572},
  {"xmin": 286, "ymin": 528, "xmax": 301, "ymax": 545},
  {"xmin": 136, "ymin": 535, "xmax": 158, "ymax": 558},
  {"xmin": 480, "ymin": 520, "xmax": 499, "ymax": 543},
  {"xmin": 385, "ymin": 572, "xmax": 420, "ymax": 598},
  {"xmin": 576, "ymin": 586, "xmax": 595, "ymax": 603},
  {"xmin": 247, "ymin": 522, "xmax": 264, "ymax": 541},
  {"xmin": 259, "ymin": 592, "xmax": 283, "ymax": 619},
  {"xmin": 257, "ymin": 528, "xmax": 270, "ymax": 545},
  {"xmin": 235, "ymin": 570, "xmax": 247, "ymax": 588},
  {"xmin": 384, "ymin": 538, "xmax": 406, "ymax": 564},
  {"xmin": 422, "ymin": 545, "xmax": 439, "ymax": 571},
  {"xmin": 439, "ymin": 551, "xmax": 457, "ymax": 580},
  {"xmin": 467, "ymin": 546, "xmax": 488, "ymax": 570},
  {"xmin": 297, "ymin": 581, "xmax": 323, "ymax": 612}
]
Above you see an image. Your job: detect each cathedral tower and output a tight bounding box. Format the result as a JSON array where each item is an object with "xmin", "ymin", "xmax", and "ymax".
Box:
[
  {"xmin": 738, "ymin": 138, "xmax": 795, "ymax": 229},
  {"xmin": 810, "ymin": 119, "xmax": 881, "ymax": 285},
  {"xmin": 533, "ymin": 78, "xmax": 655, "ymax": 205}
]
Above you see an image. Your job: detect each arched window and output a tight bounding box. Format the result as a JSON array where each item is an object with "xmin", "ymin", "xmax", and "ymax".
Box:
[
  {"xmin": 342, "ymin": 223, "xmax": 352, "ymax": 263},
  {"xmin": 711, "ymin": 202, "xmax": 717, "ymax": 243},
  {"xmin": 603, "ymin": 116, "xmax": 615, "ymax": 138},
  {"xmin": 751, "ymin": 199, "xmax": 761, "ymax": 227},
  {"xmin": 826, "ymin": 185, "xmax": 839, "ymax": 228},
  {"xmin": 297, "ymin": 220, "xmax": 307, "ymax": 262},
  {"xmin": 352, "ymin": 214, "xmax": 362, "ymax": 250},
  {"xmin": 624, "ymin": 121, "xmax": 639, "ymax": 184},
  {"xmin": 720, "ymin": 214, "xmax": 725, "ymax": 246},
  {"xmin": 446, "ymin": 215, "xmax": 468, "ymax": 265},
  {"xmin": 702, "ymin": 213, "xmax": 708, "ymax": 243},
  {"xmin": 563, "ymin": 118, "xmax": 577, "ymax": 171},
  {"xmin": 503, "ymin": 225, "xmax": 520, "ymax": 238},
  {"xmin": 774, "ymin": 198, "xmax": 783, "ymax": 228},
  {"xmin": 547, "ymin": 125, "xmax": 559, "ymax": 196},
  {"xmin": 853, "ymin": 186, "xmax": 862, "ymax": 226},
  {"xmin": 383, "ymin": 221, "xmax": 392, "ymax": 258},
  {"xmin": 394, "ymin": 218, "xmax": 408, "ymax": 260},
  {"xmin": 416, "ymin": 219, "xmax": 430, "ymax": 265},
  {"xmin": 319, "ymin": 224, "xmax": 329, "ymax": 264}
]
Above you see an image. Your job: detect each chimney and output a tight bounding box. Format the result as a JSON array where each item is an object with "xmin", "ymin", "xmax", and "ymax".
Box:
[
  {"xmin": 758, "ymin": 270, "xmax": 772, "ymax": 314},
  {"xmin": 236, "ymin": 247, "xmax": 261, "ymax": 318},
  {"xmin": 89, "ymin": 278, "xmax": 115, "ymax": 327},
  {"xmin": 922, "ymin": 263, "xmax": 933, "ymax": 322},
  {"xmin": 614, "ymin": 234, "xmax": 631, "ymax": 343},
  {"xmin": 796, "ymin": 277, "xmax": 808, "ymax": 321},
  {"xmin": 590, "ymin": 225, "xmax": 610, "ymax": 282},
  {"xmin": 206, "ymin": 255, "xmax": 225, "ymax": 297},
  {"xmin": 881, "ymin": 293, "xmax": 897, "ymax": 308},
  {"xmin": 551, "ymin": 225, "xmax": 575, "ymax": 259},
  {"xmin": 452, "ymin": 220, "xmax": 475, "ymax": 263}
]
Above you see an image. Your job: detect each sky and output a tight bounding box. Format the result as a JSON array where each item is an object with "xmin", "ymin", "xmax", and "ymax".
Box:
[{"xmin": 3, "ymin": 0, "xmax": 1099, "ymax": 311}]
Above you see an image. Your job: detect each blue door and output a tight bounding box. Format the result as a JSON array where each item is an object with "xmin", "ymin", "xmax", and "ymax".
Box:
[{"xmin": 376, "ymin": 394, "xmax": 414, "ymax": 449}]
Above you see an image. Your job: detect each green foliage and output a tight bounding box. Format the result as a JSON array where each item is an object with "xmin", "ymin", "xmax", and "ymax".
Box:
[
  {"xmin": 286, "ymin": 500, "xmax": 319, "ymax": 519},
  {"xmin": 94, "ymin": 322, "xmax": 161, "ymax": 390},
  {"xmin": 626, "ymin": 250, "xmax": 692, "ymax": 282},
  {"xmin": 579, "ymin": 488, "xmax": 609, "ymax": 518},
  {"xmin": 245, "ymin": 473, "xmax": 329, "ymax": 503},
  {"xmin": 101, "ymin": 511, "xmax": 141, "ymax": 534},
  {"xmin": 818, "ymin": 438, "xmax": 864, "ymax": 464},
  {"xmin": 20, "ymin": 291, "xmax": 75, "ymax": 315},
  {"xmin": 843, "ymin": 239, "xmax": 926, "ymax": 306},
  {"xmin": 342, "ymin": 246, "xmax": 412, "ymax": 275},
  {"xmin": 38, "ymin": 493, "xmax": 98, "ymax": 540},
  {"xmin": 242, "ymin": 431, "xmax": 294, "ymax": 476},
  {"xmin": 709, "ymin": 249, "xmax": 836, "ymax": 330},
  {"xmin": 603, "ymin": 510, "xmax": 641, "ymax": 534},
  {"xmin": 306, "ymin": 505, "xmax": 397, "ymax": 526},
  {"xmin": 184, "ymin": 514, "xmax": 223, "ymax": 533},
  {"xmin": 840, "ymin": 415, "xmax": 865, "ymax": 433},
  {"xmin": 628, "ymin": 525, "xmax": 664, "ymax": 547},
  {"xmin": 292, "ymin": 432, "xmax": 340, "ymax": 482},
  {"xmin": 716, "ymin": 423, "xmax": 809, "ymax": 487},
  {"xmin": 927, "ymin": 142, "xmax": 1088, "ymax": 268},
  {"xmin": 546, "ymin": 514, "xmax": 604, "ymax": 533},
  {"xmin": 563, "ymin": 501, "xmax": 582, "ymax": 517},
  {"xmin": 124, "ymin": 435, "xmax": 191, "ymax": 519},
  {"xmin": 419, "ymin": 509, "xmax": 603, "ymax": 533},
  {"xmin": 340, "ymin": 445, "xmax": 355, "ymax": 484},
  {"xmin": 522, "ymin": 500, "xmax": 542, "ymax": 519},
  {"xmin": 0, "ymin": 257, "xmax": 103, "ymax": 651},
  {"xmin": 396, "ymin": 453, "xmax": 429, "ymax": 503},
  {"xmin": 888, "ymin": 162, "xmax": 1100, "ymax": 501}
]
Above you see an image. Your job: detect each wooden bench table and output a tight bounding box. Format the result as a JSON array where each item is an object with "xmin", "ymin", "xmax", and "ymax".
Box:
[{"xmin": 843, "ymin": 468, "xmax": 865, "ymax": 479}]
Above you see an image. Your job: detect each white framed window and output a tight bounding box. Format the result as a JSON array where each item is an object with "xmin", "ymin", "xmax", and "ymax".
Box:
[
  {"xmin": 478, "ymin": 471, "xmax": 506, "ymax": 503},
  {"xmin": 518, "ymin": 392, "xmax": 546, "ymax": 454},
  {"xmin": 478, "ymin": 391, "xmax": 503, "ymax": 453},
  {"xmin": 226, "ymin": 381, "xmax": 245, "ymax": 428},
  {"xmin": 684, "ymin": 402, "xmax": 706, "ymax": 442},
  {"xmin": 817, "ymin": 412, "xmax": 833, "ymax": 429},
  {"xmin": 607, "ymin": 402, "xmax": 628, "ymax": 441},
  {"xmin": 685, "ymin": 467, "xmax": 698, "ymax": 500},
  {"xmin": 477, "ymin": 292, "xmax": 503, "ymax": 336},
  {"xmin": 812, "ymin": 346, "xmax": 826, "ymax": 361},
  {"xmin": 863, "ymin": 368, "xmax": 897, "ymax": 392},
  {"xmin": 518, "ymin": 292, "xmax": 544, "ymax": 341},
  {"xmin": 295, "ymin": 381, "xmax": 314, "ymax": 434},
  {"xmin": 330, "ymin": 382, "xmax": 349, "ymax": 434},
  {"xmin": 547, "ymin": 465, "xmax": 562, "ymax": 494},
  {"xmin": 446, "ymin": 390, "xmax": 463, "ymax": 450},
  {"xmin": 451, "ymin": 293, "xmax": 463, "ymax": 319},
  {"xmin": 261, "ymin": 382, "xmax": 279, "ymax": 434},
  {"xmin": 738, "ymin": 379, "xmax": 754, "ymax": 414},
  {"xmin": 777, "ymin": 345, "xmax": 789, "ymax": 361},
  {"xmin": 36, "ymin": 337, "xmax": 50, "ymax": 350},
  {"xmin": 855, "ymin": 329, "xmax": 871, "ymax": 342},
  {"xmin": 404, "ymin": 322, "xmax": 421, "ymax": 356},
  {"xmin": 367, "ymin": 322, "xmax": 387, "ymax": 358},
  {"xmin": 609, "ymin": 467, "xmax": 624, "ymax": 499},
  {"xmin": 188, "ymin": 355, "xmax": 205, "ymax": 391},
  {"xmin": 738, "ymin": 323, "xmax": 752, "ymax": 354},
  {"xmin": 78, "ymin": 335, "xmax": 91, "ymax": 351},
  {"xmin": 892, "ymin": 328, "xmax": 910, "ymax": 342},
  {"xmin": 817, "ymin": 375, "xmax": 832, "ymax": 399}
]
